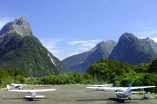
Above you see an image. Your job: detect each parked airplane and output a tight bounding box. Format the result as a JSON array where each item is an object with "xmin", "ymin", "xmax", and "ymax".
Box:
[
  {"xmin": 6, "ymin": 84, "xmax": 25, "ymax": 90},
  {"xmin": 8, "ymin": 88, "xmax": 56, "ymax": 100},
  {"xmin": 88, "ymin": 83, "xmax": 113, "ymax": 87},
  {"xmin": 87, "ymin": 83, "xmax": 113, "ymax": 91},
  {"xmin": 87, "ymin": 81, "xmax": 155, "ymax": 100}
]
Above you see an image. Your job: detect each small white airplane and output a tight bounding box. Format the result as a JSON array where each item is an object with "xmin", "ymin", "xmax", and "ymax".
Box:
[
  {"xmin": 6, "ymin": 84, "xmax": 25, "ymax": 90},
  {"xmin": 87, "ymin": 83, "xmax": 113, "ymax": 91},
  {"xmin": 8, "ymin": 88, "xmax": 56, "ymax": 100},
  {"xmin": 87, "ymin": 81, "xmax": 156, "ymax": 100},
  {"xmin": 88, "ymin": 83, "xmax": 113, "ymax": 87}
]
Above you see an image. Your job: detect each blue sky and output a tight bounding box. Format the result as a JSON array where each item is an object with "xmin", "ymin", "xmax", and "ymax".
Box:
[{"xmin": 0, "ymin": 0, "xmax": 157, "ymax": 60}]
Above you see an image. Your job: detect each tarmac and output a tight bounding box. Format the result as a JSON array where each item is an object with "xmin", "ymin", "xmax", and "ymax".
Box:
[{"xmin": 0, "ymin": 84, "xmax": 157, "ymax": 104}]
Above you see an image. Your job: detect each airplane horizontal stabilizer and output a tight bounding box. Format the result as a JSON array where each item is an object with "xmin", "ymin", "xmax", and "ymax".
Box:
[
  {"xmin": 25, "ymin": 95, "xmax": 45, "ymax": 98},
  {"xmin": 115, "ymin": 92, "xmax": 123, "ymax": 94},
  {"xmin": 115, "ymin": 91, "xmax": 146, "ymax": 94},
  {"xmin": 131, "ymin": 91, "xmax": 146, "ymax": 94}
]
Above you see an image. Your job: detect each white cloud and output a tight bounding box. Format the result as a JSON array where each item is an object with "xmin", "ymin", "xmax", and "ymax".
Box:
[
  {"xmin": 152, "ymin": 38, "xmax": 157, "ymax": 43},
  {"xmin": 68, "ymin": 39, "xmax": 101, "ymax": 51},
  {"xmin": 138, "ymin": 30, "xmax": 157, "ymax": 38},
  {"xmin": 40, "ymin": 38, "xmax": 102, "ymax": 60},
  {"xmin": 40, "ymin": 38, "xmax": 64, "ymax": 60},
  {"xmin": 135, "ymin": 30, "xmax": 157, "ymax": 43},
  {"xmin": 0, "ymin": 17, "xmax": 13, "ymax": 29},
  {"xmin": 41, "ymin": 39, "xmax": 60, "ymax": 50},
  {"xmin": 129, "ymin": 19, "xmax": 157, "ymax": 40}
]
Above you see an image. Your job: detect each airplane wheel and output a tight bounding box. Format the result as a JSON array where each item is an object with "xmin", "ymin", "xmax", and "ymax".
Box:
[
  {"xmin": 128, "ymin": 97, "xmax": 131, "ymax": 102},
  {"xmin": 29, "ymin": 98, "xmax": 33, "ymax": 101}
]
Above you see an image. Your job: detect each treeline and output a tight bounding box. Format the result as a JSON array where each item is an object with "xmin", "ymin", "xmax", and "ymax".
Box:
[
  {"xmin": 0, "ymin": 58, "xmax": 157, "ymax": 92},
  {"xmin": 36, "ymin": 72, "xmax": 102, "ymax": 85}
]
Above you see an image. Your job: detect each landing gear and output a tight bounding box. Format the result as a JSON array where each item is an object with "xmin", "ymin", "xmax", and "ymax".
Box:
[
  {"xmin": 29, "ymin": 98, "xmax": 33, "ymax": 101},
  {"xmin": 128, "ymin": 97, "xmax": 131, "ymax": 102}
]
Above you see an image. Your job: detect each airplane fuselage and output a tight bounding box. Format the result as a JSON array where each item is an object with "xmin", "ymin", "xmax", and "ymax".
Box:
[
  {"xmin": 116, "ymin": 93, "xmax": 131, "ymax": 98},
  {"xmin": 6, "ymin": 84, "xmax": 24, "ymax": 90},
  {"xmin": 115, "ymin": 88, "xmax": 132, "ymax": 99},
  {"xmin": 25, "ymin": 91, "xmax": 45, "ymax": 100}
]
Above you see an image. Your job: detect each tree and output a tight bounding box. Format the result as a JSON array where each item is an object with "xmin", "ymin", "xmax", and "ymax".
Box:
[
  {"xmin": 148, "ymin": 58, "xmax": 157, "ymax": 73},
  {"xmin": 136, "ymin": 63, "xmax": 149, "ymax": 73}
]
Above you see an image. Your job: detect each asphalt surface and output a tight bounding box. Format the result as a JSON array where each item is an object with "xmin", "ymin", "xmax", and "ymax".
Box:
[{"xmin": 0, "ymin": 84, "xmax": 157, "ymax": 104}]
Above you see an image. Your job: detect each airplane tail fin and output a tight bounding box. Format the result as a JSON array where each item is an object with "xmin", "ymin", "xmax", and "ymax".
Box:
[
  {"xmin": 129, "ymin": 81, "xmax": 132, "ymax": 88},
  {"xmin": 127, "ymin": 81, "xmax": 132, "ymax": 92},
  {"xmin": 6, "ymin": 85, "xmax": 11, "ymax": 90},
  {"xmin": 109, "ymin": 83, "xmax": 113, "ymax": 87}
]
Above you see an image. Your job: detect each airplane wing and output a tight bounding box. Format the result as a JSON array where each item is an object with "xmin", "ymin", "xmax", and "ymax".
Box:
[
  {"xmin": 131, "ymin": 86, "xmax": 156, "ymax": 90},
  {"xmin": 115, "ymin": 91, "xmax": 146, "ymax": 94},
  {"xmin": 89, "ymin": 84, "xmax": 113, "ymax": 87},
  {"xmin": 105, "ymin": 85, "xmax": 156, "ymax": 90},
  {"xmin": 8, "ymin": 89, "xmax": 56, "ymax": 92},
  {"xmin": 87, "ymin": 86, "xmax": 155, "ymax": 91},
  {"xmin": 87, "ymin": 86, "xmax": 127, "ymax": 90},
  {"xmin": 34, "ymin": 89, "xmax": 56, "ymax": 92},
  {"xmin": 11, "ymin": 84, "xmax": 26, "ymax": 86},
  {"xmin": 131, "ymin": 91, "xmax": 146, "ymax": 94}
]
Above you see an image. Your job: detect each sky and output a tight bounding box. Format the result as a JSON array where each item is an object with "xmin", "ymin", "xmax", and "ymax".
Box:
[{"xmin": 0, "ymin": 0, "xmax": 157, "ymax": 60}]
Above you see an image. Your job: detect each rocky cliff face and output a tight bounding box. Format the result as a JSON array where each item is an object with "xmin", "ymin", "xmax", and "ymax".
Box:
[{"xmin": 0, "ymin": 17, "xmax": 33, "ymax": 38}]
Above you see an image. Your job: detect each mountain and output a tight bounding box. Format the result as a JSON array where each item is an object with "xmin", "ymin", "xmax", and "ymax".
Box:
[
  {"xmin": 62, "ymin": 40, "xmax": 117, "ymax": 73},
  {"xmin": 0, "ymin": 16, "xmax": 69, "ymax": 76},
  {"xmin": 63, "ymin": 33, "xmax": 157, "ymax": 73},
  {"xmin": 109, "ymin": 32, "xmax": 157, "ymax": 65}
]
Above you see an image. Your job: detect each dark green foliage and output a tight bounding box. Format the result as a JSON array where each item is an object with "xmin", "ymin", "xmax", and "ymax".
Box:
[
  {"xmin": 148, "ymin": 58, "xmax": 157, "ymax": 73},
  {"xmin": 86, "ymin": 60, "xmax": 136, "ymax": 83},
  {"xmin": 37, "ymin": 72, "xmax": 105, "ymax": 85},
  {"xmin": 135, "ymin": 63, "xmax": 150, "ymax": 73},
  {"xmin": 0, "ymin": 67, "xmax": 28, "ymax": 87}
]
